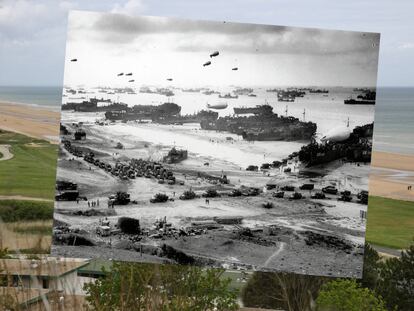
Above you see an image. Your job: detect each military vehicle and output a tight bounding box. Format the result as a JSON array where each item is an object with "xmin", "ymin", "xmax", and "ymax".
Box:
[
  {"xmin": 150, "ymin": 193, "xmax": 169, "ymax": 203},
  {"xmin": 108, "ymin": 192, "xmax": 131, "ymax": 205}
]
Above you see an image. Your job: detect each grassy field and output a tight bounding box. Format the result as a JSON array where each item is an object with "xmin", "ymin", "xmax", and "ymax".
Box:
[
  {"xmin": 366, "ymin": 196, "xmax": 414, "ymax": 249},
  {"xmin": 0, "ymin": 130, "xmax": 58, "ymax": 199}
]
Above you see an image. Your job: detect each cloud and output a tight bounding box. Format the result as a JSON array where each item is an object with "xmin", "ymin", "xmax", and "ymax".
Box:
[{"xmin": 111, "ymin": 0, "xmax": 145, "ymax": 15}]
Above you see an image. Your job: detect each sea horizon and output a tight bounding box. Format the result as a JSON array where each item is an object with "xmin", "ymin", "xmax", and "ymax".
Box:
[{"xmin": 1, "ymin": 85, "xmax": 413, "ymax": 156}]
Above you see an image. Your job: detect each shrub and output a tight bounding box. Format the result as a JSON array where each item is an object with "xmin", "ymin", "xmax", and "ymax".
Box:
[{"xmin": 0, "ymin": 200, "xmax": 53, "ymax": 222}]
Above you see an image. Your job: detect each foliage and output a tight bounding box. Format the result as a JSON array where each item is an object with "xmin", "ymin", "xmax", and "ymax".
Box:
[
  {"xmin": 241, "ymin": 271, "xmax": 328, "ymax": 311},
  {"xmin": 360, "ymin": 243, "xmax": 381, "ymax": 290},
  {"xmin": 0, "ymin": 200, "xmax": 53, "ymax": 222},
  {"xmin": 316, "ymin": 279, "xmax": 387, "ymax": 311},
  {"xmin": 366, "ymin": 196, "xmax": 414, "ymax": 249},
  {"xmin": 84, "ymin": 262, "xmax": 239, "ymax": 311},
  {"xmin": 376, "ymin": 243, "xmax": 414, "ymax": 311},
  {"xmin": 0, "ymin": 247, "xmax": 10, "ymax": 259}
]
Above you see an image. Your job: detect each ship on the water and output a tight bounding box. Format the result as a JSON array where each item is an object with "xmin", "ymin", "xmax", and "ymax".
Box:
[
  {"xmin": 62, "ymin": 98, "xmax": 127, "ymax": 112},
  {"xmin": 200, "ymin": 112, "xmax": 316, "ymax": 141},
  {"xmin": 233, "ymin": 104, "xmax": 273, "ymax": 115},
  {"xmin": 309, "ymin": 89, "xmax": 329, "ymax": 94},
  {"xmin": 296, "ymin": 123, "xmax": 373, "ymax": 166},
  {"xmin": 344, "ymin": 90, "xmax": 376, "ymax": 105},
  {"xmin": 218, "ymin": 93, "xmax": 238, "ymax": 99}
]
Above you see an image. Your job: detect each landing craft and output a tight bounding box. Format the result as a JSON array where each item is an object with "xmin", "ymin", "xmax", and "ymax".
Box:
[
  {"xmin": 128, "ymin": 79, "xmax": 135, "ymax": 82},
  {"xmin": 70, "ymin": 59, "xmax": 77, "ymax": 62},
  {"xmin": 320, "ymin": 126, "xmax": 352, "ymax": 143},
  {"xmin": 203, "ymin": 61, "xmax": 211, "ymax": 67},
  {"xmin": 232, "ymin": 67, "xmax": 238, "ymax": 71},
  {"xmin": 210, "ymin": 51, "xmax": 219, "ymax": 58},
  {"xmin": 167, "ymin": 78, "xmax": 173, "ymax": 81},
  {"xmin": 206, "ymin": 102, "xmax": 228, "ymax": 110},
  {"xmin": 126, "ymin": 73, "xmax": 133, "ymax": 76},
  {"xmin": 117, "ymin": 73, "xmax": 124, "ymax": 76}
]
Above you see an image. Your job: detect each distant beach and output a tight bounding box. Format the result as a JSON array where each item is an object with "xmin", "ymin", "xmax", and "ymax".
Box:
[
  {"xmin": 1, "ymin": 87, "xmax": 414, "ymax": 201},
  {"xmin": 0, "ymin": 101, "xmax": 60, "ymax": 143}
]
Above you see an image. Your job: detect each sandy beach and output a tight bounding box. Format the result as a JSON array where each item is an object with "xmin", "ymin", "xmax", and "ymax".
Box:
[
  {"xmin": 0, "ymin": 101, "xmax": 60, "ymax": 143},
  {"xmin": 2, "ymin": 101, "xmax": 414, "ymax": 202}
]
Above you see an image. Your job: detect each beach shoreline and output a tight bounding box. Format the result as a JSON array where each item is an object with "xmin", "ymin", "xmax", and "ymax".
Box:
[
  {"xmin": 0, "ymin": 101, "xmax": 60, "ymax": 144},
  {"xmin": 2, "ymin": 101, "xmax": 414, "ymax": 201}
]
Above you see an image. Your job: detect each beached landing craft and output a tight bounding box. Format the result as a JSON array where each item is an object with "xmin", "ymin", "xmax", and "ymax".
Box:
[{"xmin": 70, "ymin": 58, "xmax": 77, "ymax": 62}]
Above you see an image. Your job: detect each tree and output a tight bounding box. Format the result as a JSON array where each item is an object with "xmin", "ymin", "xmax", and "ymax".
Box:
[
  {"xmin": 241, "ymin": 271, "xmax": 328, "ymax": 311},
  {"xmin": 316, "ymin": 279, "xmax": 387, "ymax": 311},
  {"xmin": 360, "ymin": 243, "xmax": 380, "ymax": 290},
  {"xmin": 84, "ymin": 262, "xmax": 239, "ymax": 311},
  {"xmin": 376, "ymin": 243, "xmax": 414, "ymax": 311}
]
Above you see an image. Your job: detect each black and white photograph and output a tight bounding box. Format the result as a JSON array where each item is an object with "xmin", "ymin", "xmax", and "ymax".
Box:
[{"xmin": 52, "ymin": 10, "xmax": 380, "ymax": 278}]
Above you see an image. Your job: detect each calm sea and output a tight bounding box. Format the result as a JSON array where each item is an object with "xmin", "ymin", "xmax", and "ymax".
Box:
[{"xmin": 0, "ymin": 86, "xmax": 413, "ymax": 155}]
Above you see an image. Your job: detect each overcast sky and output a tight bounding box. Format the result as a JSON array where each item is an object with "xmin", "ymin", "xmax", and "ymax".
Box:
[
  {"xmin": 64, "ymin": 11, "xmax": 379, "ymax": 88},
  {"xmin": 0, "ymin": 0, "xmax": 413, "ymax": 86}
]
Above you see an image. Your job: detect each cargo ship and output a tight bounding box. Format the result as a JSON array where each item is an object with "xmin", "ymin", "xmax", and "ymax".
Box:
[
  {"xmin": 200, "ymin": 113, "xmax": 316, "ymax": 141},
  {"xmin": 62, "ymin": 98, "xmax": 127, "ymax": 112},
  {"xmin": 344, "ymin": 91, "xmax": 376, "ymax": 105},
  {"xmin": 233, "ymin": 104, "xmax": 273, "ymax": 115},
  {"xmin": 105, "ymin": 102, "xmax": 181, "ymax": 121},
  {"xmin": 218, "ymin": 93, "xmax": 238, "ymax": 99},
  {"xmin": 309, "ymin": 89, "xmax": 329, "ymax": 94},
  {"xmin": 296, "ymin": 123, "xmax": 374, "ymax": 166}
]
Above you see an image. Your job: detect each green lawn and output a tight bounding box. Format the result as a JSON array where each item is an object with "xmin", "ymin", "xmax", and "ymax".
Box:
[
  {"xmin": 366, "ymin": 196, "xmax": 414, "ymax": 249},
  {"xmin": 0, "ymin": 130, "xmax": 58, "ymax": 199}
]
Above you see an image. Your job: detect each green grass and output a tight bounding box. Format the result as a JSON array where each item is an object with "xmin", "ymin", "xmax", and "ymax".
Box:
[
  {"xmin": 0, "ymin": 130, "xmax": 58, "ymax": 199},
  {"xmin": 0, "ymin": 200, "xmax": 54, "ymax": 222},
  {"xmin": 366, "ymin": 196, "xmax": 414, "ymax": 249}
]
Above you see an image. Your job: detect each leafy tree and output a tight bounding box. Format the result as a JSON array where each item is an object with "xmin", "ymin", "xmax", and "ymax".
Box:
[
  {"xmin": 316, "ymin": 279, "xmax": 387, "ymax": 311},
  {"xmin": 84, "ymin": 262, "xmax": 239, "ymax": 311},
  {"xmin": 360, "ymin": 243, "xmax": 381, "ymax": 290},
  {"xmin": 376, "ymin": 243, "xmax": 414, "ymax": 311},
  {"xmin": 241, "ymin": 271, "xmax": 328, "ymax": 311}
]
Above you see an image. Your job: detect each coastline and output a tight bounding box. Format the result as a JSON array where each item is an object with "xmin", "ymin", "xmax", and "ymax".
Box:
[
  {"xmin": 0, "ymin": 101, "xmax": 60, "ymax": 144},
  {"xmin": 2, "ymin": 101, "xmax": 414, "ymax": 201}
]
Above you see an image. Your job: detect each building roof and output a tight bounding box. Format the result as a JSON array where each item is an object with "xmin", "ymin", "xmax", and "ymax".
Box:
[
  {"xmin": 77, "ymin": 259, "xmax": 113, "ymax": 277},
  {"xmin": 0, "ymin": 259, "xmax": 89, "ymax": 278}
]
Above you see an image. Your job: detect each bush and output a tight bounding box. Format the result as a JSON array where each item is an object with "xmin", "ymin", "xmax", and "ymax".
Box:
[
  {"xmin": 316, "ymin": 279, "xmax": 387, "ymax": 311},
  {"xmin": 0, "ymin": 200, "xmax": 53, "ymax": 222},
  {"xmin": 84, "ymin": 262, "xmax": 239, "ymax": 311},
  {"xmin": 118, "ymin": 217, "xmax": 140, "ymax": 234}
]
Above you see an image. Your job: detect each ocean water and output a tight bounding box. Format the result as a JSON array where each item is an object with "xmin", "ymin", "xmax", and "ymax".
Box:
[
  {"xmin": 373, "ymin": 87, "xmax": 414, "ymax": 155},
  {"xmin": 0, "ymin": 86, "xmax": 62, "ymax": 108},
  {"xmin": 1, "ymin": 85, "xmax": 413, "ymax": 155}
]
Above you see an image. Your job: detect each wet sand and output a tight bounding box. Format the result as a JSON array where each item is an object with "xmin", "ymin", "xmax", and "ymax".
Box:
[
  {"xmin": 370, "ymin": 151, "xmax": 414, "ymax": 200},
  {"xmin": 0, "ymin": 101, "xmax": 60, "ymax": 143}
]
